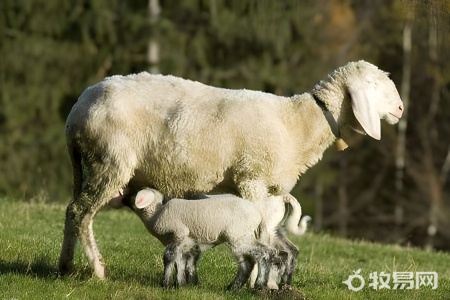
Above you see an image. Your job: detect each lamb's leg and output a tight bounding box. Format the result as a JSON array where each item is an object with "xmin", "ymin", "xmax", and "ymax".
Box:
[
  {"xmin": 227, "ymin": 255, "xmax": 254, "ymax": 290},
  {"xmin": 275, "ymin": 231, "xmax": 299, "ymax": 285},
  {"xmin": 163, "ymin": 244, "xmax": 177, "ymax": 288},
  {"xmin": 174, "ymin": 247, "xmax": 187, "ymax": 287},
  {"xmin": 184, "ymin": 245, "xmax": 201, "ymax": 285},
  {"xmin": 227, "ymin": 240, "xmax": 274, "ymax": 290},
  {"xmin": 252, "ymin": 244, "xmax": 274, "ymax": 289}
]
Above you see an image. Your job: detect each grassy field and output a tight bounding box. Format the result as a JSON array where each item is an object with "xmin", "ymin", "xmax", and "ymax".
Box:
[{"xmin": 1, "ymin": 198, "xmax": 449, "ymax": 300}]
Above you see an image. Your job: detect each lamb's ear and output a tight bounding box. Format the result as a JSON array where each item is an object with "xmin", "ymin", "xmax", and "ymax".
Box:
[
  {"xmin": 135, "ymin": 189, "xmax": 155, "ymax": 209},
  {"xmin": 347, "ymin": 80, "xmax": 381, "ymax": 140}
]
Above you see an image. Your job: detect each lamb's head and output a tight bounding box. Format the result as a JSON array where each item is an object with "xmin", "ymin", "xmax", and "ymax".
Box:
[
  {"xmin": 133, "ymin": 188, "xmax": 164, "ymax": 217},
  {"xmin": 313, "ymin": 60, "xmax": 404, "ymax": 141}
]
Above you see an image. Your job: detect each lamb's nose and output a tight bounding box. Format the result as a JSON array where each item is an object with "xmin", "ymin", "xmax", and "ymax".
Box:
[{"xmin": 399, "ymin": 103, "xmax": 404, "ymax": 111}]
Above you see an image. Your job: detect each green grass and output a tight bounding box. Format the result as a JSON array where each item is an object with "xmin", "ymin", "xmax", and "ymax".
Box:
[{"xmin": 1, "ymin": 198, "xmax": 449, "ymax": 299}]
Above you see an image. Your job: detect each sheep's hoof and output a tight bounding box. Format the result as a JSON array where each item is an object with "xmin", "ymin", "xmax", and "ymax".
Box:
[
  {"xmin": 93, "ymin": 266, "xmax": 107, "ymax": 280},
  {"xmin": 58, "ymin": 262, "xmax": 74, "ymax": 277}
]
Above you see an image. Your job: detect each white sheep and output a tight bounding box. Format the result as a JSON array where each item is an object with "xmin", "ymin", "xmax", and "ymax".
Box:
[
  {"xmin": 126, "ymin": 188, "xmax": 275, "ymax": 290},
  {"xmin": 59, "ymin": 60, "xmax": 403, "ymax": 280}
]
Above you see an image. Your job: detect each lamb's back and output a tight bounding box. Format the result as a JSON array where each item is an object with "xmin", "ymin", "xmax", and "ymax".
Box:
[{"xmin": 153, "ymin": 197, "xmax": 262, "ymax": 244}]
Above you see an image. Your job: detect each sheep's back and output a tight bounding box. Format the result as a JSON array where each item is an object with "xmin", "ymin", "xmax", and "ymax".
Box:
[{"xmin": 67, "ymin": 72, "xmax": 300, "ymax": 198}]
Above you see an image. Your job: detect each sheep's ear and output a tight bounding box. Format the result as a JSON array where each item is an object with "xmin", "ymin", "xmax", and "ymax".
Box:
[
  {"xmin": 135, "ymin": 189, "xmax": 155, "ymax": 209},
  {"xmin": 347, "ymin": 81, "xmax": 381, "ymax": 140}
]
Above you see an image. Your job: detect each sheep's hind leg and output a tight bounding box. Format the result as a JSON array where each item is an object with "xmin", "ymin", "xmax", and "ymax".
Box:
[
  {"xmin": 58, "ymin": 201, "xmax": 78, "ymax": 275},
  {"xmin": 58, "ymin": 146, "xmax": 82, "ymax": 275},
  {"xmin": 75, "ymin": 186, "xmax": 118, "ymax": 278},
  {"xmin": 70, "ymin": 165, "xmax": 132, "ymax": 278}
]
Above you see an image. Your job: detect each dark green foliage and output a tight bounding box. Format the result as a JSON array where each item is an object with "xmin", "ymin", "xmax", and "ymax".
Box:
[{"xmin": 0, "ymin": 0, "xmax": 449, "ymax": 249}]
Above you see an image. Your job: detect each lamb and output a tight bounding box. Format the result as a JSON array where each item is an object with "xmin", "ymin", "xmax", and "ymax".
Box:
[
  {"xmin": 125, "ymin": 188, "xmax": 275, "ymax": 290},
  {"xmin": 247, "ymin": 193, "xmax": 312, "ymax": 289},
  {"xmin": 59, "ymin": 60, "xmax": 403, "ymax": 280},
  {"xmin": 125, "ymin": 188, "xmax": 309, "ymax": 289},
  {"xmin": 202, "ymin": 193, "xmax": 311, "ymax": 289}
]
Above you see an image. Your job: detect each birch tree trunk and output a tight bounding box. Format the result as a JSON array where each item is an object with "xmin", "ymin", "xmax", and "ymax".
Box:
[
  {"xmin": 395, "ymin": 17, "xmax": 412, "ymax": 235},
  {"xmin": 424, "ymin": 8, "xmax": 441, "ymax": 250},
  {"xmin": 148, "ymin": 0, "xmax": 161, "ymax": 74}
]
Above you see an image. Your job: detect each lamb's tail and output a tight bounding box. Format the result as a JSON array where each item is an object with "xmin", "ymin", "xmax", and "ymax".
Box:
[
  {"xmin": 283, "ymin": 194, "xmax": 311, "ymax": 236},
  {"xmin": 256, "ymin": 218, "xmax": 273, "ymax": 245}
]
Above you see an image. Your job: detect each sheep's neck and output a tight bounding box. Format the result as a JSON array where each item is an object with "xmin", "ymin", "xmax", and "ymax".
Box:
[
  {"xmin": 312, "ymin": 93, "xmax": 341, "ymax": 138},
  {"xmin": 286, "ymin": 95, "xmax": 342, "ymax": 176},
  {"xmin": 313, "ymin": 93, "xmax": 348, "ymax": 151},
  {"xmin": 311, "ymin": 71, "xmax": 349, "ymax": 151}
]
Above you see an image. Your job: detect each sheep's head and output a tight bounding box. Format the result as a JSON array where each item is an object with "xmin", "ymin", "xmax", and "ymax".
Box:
[{"xmin": 345, "ymin": 61, "xmax": 404, "ymax": 140}]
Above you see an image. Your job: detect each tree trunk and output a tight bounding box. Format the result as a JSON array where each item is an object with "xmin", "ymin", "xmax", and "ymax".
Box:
[
  {"xmin": 395, "ymin": 17, "xmax": 412, "ymax": 236},
  {"xmin": 338, "ymin": 159, "xmax": 348, "ymax": 237},
  {"xmin": 148, "ymin": 0, "xmax": 161, "ymax": 74},
  {"xmin": 314, "ymin": 180, "xmax": 323, "ymax": 231},
  {"xmin": 424, "ymin": 8, "xmax": 441, "ymax": 250}
]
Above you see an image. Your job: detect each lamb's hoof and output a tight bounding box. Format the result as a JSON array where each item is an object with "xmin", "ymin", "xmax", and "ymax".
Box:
[
  {"xmin": 226, "ymin": 282, "xmax": 243, "ymax": 291},
  {"xmin": 161, "ymin": 281, "xmax": 172, "ymax": 289}
]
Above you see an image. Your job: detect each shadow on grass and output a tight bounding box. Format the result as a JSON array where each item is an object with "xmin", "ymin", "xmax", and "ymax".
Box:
[
  {"xmin": 0, "ymin": 255, "xmax": 94, "ymax": 281},
  {"xmin": 0, "ymin": 256, "xmax": 59, "ymax": 278},
  {"xmin": 0, "ymin": 254, "xmax": 166, "ymax": 286},
  {"xmin": 109, "ymin": 268, "xmax": 164, "ymax": 287}
]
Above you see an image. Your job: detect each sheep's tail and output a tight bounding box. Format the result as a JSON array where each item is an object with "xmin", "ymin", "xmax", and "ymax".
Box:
[
  {"xmin": 68, "ymin": 143, "xmax": 82, "ymax": 201},
  {"xmin": 283, "ymin": 194, "xmax": 311, "ymax": 236}
]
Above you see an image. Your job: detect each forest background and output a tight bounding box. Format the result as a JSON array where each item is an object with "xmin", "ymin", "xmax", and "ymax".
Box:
[{"xmin": 1, "ymin": 0, "xmax": 449, "ymax": 251}]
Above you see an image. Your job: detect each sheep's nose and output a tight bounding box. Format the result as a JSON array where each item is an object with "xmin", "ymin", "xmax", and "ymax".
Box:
[{"xmin": 396, "ymin": 102, "xmax": 404, "ymax": 118}]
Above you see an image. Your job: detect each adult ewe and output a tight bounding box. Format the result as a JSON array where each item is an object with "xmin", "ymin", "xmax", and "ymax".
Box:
[{"xmin": 59, "ymin": 60, "xmax": 403, "ymax": 278}]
